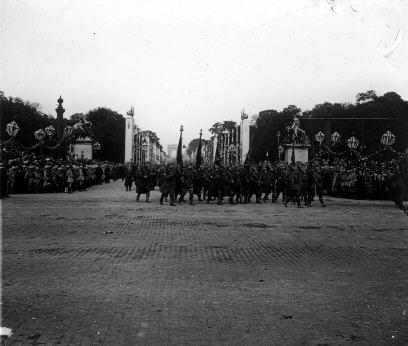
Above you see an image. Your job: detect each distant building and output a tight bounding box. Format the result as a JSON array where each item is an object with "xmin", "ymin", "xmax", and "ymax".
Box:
[
  {"xmin": 167, "ymin": 144, "xmax": 178, "ymax": 160},
  {"xmin": 124, "ymin": 106, "xmax": 167, "ymax": 164}
]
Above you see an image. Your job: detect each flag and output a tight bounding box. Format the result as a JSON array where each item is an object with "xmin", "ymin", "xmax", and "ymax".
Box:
[
  {"xmin": 213, "ymin": 137, "xmax": 221, "ymax": 166},
  {"xmin": 236, "ymin": 124, "xmax": 241, "ymax": 163},
  {"xmin": 177, "ymin": 131, "xmax": 183, "ymax": 168},
  {"xmin": 196, "ymin": 134, "xmax": 202, "ymax": 169}
]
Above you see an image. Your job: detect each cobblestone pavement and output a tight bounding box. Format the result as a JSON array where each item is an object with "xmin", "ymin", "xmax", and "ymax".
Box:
[{"xmin": 2, "ymin": 180, "xmax": 408, "ymax": 345}]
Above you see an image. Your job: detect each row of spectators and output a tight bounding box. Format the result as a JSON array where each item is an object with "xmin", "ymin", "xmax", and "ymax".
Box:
[
  {"xmin": 316, "ymin": 157, "xmax": 406, "ymax": 200},
  {"xmin": 0, "ymin": 151, "xmax": 126, "ymax": 197}
]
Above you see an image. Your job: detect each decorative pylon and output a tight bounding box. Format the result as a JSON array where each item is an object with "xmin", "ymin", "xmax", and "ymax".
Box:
[{"xmin": 56, "ymin": 95, "xmax": 65, "ymax": 141}]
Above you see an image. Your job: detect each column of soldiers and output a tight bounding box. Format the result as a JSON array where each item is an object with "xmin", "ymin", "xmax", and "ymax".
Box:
[{"xmin": 126, "ymin": 162, "xmax": 326, "ymax": 207}]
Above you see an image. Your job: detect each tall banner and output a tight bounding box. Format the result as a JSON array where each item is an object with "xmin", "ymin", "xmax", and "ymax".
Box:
[
  {"xmin": 124, "ymin": 116, "xmax": 134, "ymax": 162},
  {"xmin": 212, "ymin": 136, "xmax": 218, "ymax": 163},
  {"xmin": 146, "ymin": 135, "xmax": 151, "ymax": 162},
  {"xmin": 214, "ymin": 136, "xmax": 221, "ymax": 166},
  {"xmin": 177, "ymin": 130, "xmax": 183, "ymax": 168},
  {"xmin": 240, "ymin": 115, "xmax": 250, "ymax": 163},
  {"xmin": 236, "ymin": 124, "xmax": 241, "ymax": 163},
  {"xmin": 196, "ymin": 131, "xmax": 202, "ymax": 169}
]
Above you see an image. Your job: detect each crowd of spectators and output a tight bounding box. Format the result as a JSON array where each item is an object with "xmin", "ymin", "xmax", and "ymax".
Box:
[
  {"xmin": 316, "ymin": 156, "xmax": 406, "ymax": 200},
  {"xmin": 0, "ymin": 150, "xmax": 126, "ymax": 198},
  {"xmin": 1, "ymin": 148, "xmax": 406, "ymax": 201}
]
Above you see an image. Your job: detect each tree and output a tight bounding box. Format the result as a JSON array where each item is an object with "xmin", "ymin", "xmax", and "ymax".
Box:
[
  {"xmin": 222, "ymin": 120, "xmax": 237, "ymax": 131},
  {"xmin": 356, "ymin": 90, "xmax": 377, "ymax": 103},
  {"xmin": 209, "ymin": 122, "xmax": 223, "ymax": 135},
  {"xmin": 0, "ymin": 92, "xmax": 54, "ymax": 146},
  {"xmin": 86, "ymin": 107, "xmax": 125, "ymax": 162},
  {"xmin": 69, "ymin": 113, "xmax": 85, "ymax": 124},
  {"xmin": 251, "ymin": 107, "xmax": 298, "ymax": 161},
  {"xmin": 187, "ymin": 138, "xmax": 201, "ymax": 158},
  {"xmin": 281, "ymin": 105, "xmax": 301, "ymax": 118}
]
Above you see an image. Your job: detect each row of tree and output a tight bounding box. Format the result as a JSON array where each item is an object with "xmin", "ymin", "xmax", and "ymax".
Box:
[
  {"xmin": 196, "ymin": 91, "xmax": 407, "ymax": 163},
  {"xmin": 1, "ymin": 92, "xmax": 126, "ymax": 162},
  {"xmin": 252, "ymin": 91, "xmax": 408, "ymax": 162},
  {"xmin": 2, "ymin": 90, "xmax": 407, "ymax": 163}
]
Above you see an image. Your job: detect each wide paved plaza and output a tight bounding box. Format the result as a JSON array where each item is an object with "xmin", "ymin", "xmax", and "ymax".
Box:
[{"xmin": 1, "ymin": 180, "xmax": 408, "ymax": 345}]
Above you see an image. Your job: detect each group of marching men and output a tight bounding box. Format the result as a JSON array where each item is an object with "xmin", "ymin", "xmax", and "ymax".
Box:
[{"xmin": 125, "ymin": 162, "xmax": 326, "ymax": 208}]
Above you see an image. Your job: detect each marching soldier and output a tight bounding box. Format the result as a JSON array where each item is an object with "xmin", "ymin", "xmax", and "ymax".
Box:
[
  {"xmin": 285, "ymin": 164, "xmax": 303, "ymax": 208},
  {"xmin": 260, "ymin": 165, "xmax": 272, "ymax": 202},
  {"xmin": 222, "ymin": 166, "xmax": 235, "ymax": 204},
  {"xmin": 246, "ymin": 165, "xmax": 261, "ymax": 203},
  {"xmin": 134, "ymin": 165, "xmax": 152, "ymax": 203},
  {"xmin": 124, "ymin": 167, "xmax": 133, "ymax": 191},
  {"xmin": 306, "ymin": 163, "xmax": 326, "ymax": 207},
  {"xmin": 206, "ymin": 166, "xmax": 223, "ymax": 205},
  {"xmin": 179, "ymin": 165, "xmax": 195, "ymax": 205},
  {"xmin": 202, "ymin": 166, "xmax": 211, "ymax": 201},
  {"xmin": 240, "ymin": 165, "xmax": 250, "ymax": 204},
  {"xmin": 0, "ymin": 163, "xmax": 9, "ymax": 198},
  {"xmin": 159, "ymin": 165, "xmax": 177, "ymax": 206},
  {"xmin": 274, "ymin": 164, "xmax": 289, "ymax": 203},
  {"xmin": 232, "ymin": 166, "xmax": 244, "ymax": 204},
  {"xmin": 193, "ymin": 167, "xmax": 204, "ymax": 201}
]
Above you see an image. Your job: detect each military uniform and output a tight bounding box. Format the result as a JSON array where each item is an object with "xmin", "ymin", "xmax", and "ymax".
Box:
[
  {"xmin": 222, "ymin": 167, "xmax": 235, "ymax": 204},
  {"xmin": 232, "ymin": 167, "xmax": 244, "ymax": 204},
  {"xmin": 260, "ymin": 167, "xmax": 272, "ymax": 202},
  {"xmin": 134, "ymin": 166, "xmax": 152, "ymax": 202},
  {"xmin": 246, "ymin": 166, "xmax": 261, "ymax": 203},
  {"xmin": 193, "ymin": 168, "xmax": 204, "ymax": 201},
  {"xmin": 159, "ymin": 166, "xmax": 177, "ymax": 205},
  {"xmin": 285, "ymin": 166, "xmax": 303, "ymax": 207},
  {"xmin": 179, "ymin": 166, "xmax": 195, "ymax": 204},
  {"xmin": 306, "ymin": 165, "xmax": 326, "ymax": 207},
  {"xmin": 206, "ymin": 167, "xmax": 223, "ymax": 205}
]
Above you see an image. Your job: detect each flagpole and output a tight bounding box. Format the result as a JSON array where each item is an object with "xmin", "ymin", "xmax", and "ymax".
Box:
[
  {"xmin": 177, "ymin": 125, "xmax": 183, "ymax": 169},
  {"xmin": 196, "ymin": 129, "xmax": 202, "ymax": 169}
]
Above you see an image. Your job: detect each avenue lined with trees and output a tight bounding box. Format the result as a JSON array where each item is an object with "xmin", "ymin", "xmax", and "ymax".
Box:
[{"xmin": 2, "ymin": 89, "xmax": 408, "ymax": 165}]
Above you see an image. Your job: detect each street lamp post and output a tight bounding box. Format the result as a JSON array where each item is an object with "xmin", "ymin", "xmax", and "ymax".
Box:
[
  {"xmin": 381, "ymin": 129, "xmax": 396, "ymax": 147},
  {"xmin": 331, "ymin": 132, "xmax": 341, "ymax": 146},
  {"xmin": 315, "ymin": 131, "xmax": 325, "ymax": 161},
  {"xmin": 347, "ymin": 134, "xmax": 359, "ymax": 161},
  {"xmin": 347, "ymin": 135, "xmax": 359, "ymax": 150},
  {"xmin": 276, "ymin": 131, "xmax": 281, "ymax": 162}
]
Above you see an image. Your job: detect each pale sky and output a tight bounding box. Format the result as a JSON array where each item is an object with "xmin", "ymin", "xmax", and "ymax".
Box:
[{"xmin": 2, "ymin": 0, "xmax": 407, "ymax": 147}]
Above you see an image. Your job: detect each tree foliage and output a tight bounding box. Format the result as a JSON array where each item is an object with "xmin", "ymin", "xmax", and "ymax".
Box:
[
  {"xmin": 252, "ymin": 91, "xmax": 408, "ymax": 161},
  {"xmin": 0, "ymin": 92, "xmax": 58, "ymax": 146},
  {"xmin": 186, "ymin": 138, "xmax": 211, "ymax": 160},
  {"xmin": 86, "ymin": 107, "xmax": 125, "ymax": 162}
]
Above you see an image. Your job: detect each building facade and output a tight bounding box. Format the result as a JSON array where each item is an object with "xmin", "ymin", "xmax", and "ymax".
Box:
[
  {"xmin": 123, "ymin": 106, "xmax": 167, "ymax": 164},
  {"xmin": 124, "ymin": 107, "xmax": 135, "ymax": 162}
]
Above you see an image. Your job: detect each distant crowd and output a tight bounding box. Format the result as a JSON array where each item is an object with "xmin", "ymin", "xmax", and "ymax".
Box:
[
  {"xmin": 0, "ymin": 151, "xmax": 125, "ymax": 197},
  {"xmin": 1, "ymin": 149, "xmax": 406, "ymax": 205},
  {"xmin": 311, "ymin": 157, "xmax": 405, "ymax": 200}
]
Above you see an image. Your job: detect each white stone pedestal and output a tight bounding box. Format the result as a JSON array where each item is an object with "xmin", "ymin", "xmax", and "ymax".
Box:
[{"xmin": 284, "ymin": 144, "xmax": 310, "ymax": 163}]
